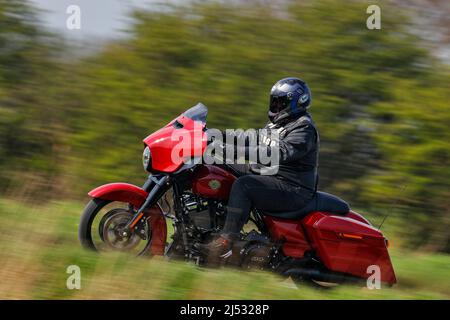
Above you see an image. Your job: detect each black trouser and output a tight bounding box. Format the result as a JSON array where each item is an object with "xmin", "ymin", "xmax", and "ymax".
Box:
[{"xmin": 222, "ymin": 164, "xmax": 314, "ymax": 236}]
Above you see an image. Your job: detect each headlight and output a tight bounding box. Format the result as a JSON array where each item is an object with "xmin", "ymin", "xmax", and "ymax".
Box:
[{"xmin": 142, "ymin": 146, "xmax": 151, "ymax": 172}]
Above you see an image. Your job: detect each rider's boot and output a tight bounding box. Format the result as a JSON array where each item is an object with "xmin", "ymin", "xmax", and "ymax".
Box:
[{"xmin": 196, "ymin": 234, "xmax": 234, "ymax": 266}]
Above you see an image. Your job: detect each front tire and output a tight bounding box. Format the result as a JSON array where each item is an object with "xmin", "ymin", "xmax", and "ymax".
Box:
[
  {"xmin": 78, "ymin": 198, "xmax": 152, "ymax": 255},
  {"xmin": 79, "ymin": 198, "xmax": 111, "ymax": 251}
]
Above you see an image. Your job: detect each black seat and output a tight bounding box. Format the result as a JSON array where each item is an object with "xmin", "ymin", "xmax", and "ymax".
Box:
[{"xmin": 261, "ymin": 191, "xmax": 350, "ymax": 220}]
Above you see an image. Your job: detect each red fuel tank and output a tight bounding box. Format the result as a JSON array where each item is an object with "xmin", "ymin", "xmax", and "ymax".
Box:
[{"xmin": 191, "ymin": 165, "xmax": 236, "ymax": 200}]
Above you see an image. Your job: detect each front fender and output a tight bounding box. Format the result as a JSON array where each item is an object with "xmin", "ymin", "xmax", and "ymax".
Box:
[
  {"xmin": 88, "ymin": 182, "xmax": 148, "ymax": 207},
  {"xmin": 88, "ymin": 182, "xmax": 167, "ymax": 255}
]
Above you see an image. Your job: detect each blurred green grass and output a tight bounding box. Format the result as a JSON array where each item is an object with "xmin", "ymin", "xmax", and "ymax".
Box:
[{"xmin": 0, "ymin": 198, "xmax": 448, "ymax": 300}]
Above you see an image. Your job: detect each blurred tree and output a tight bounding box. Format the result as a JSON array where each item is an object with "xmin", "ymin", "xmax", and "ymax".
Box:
[
  {"xmin": 0, "ymin": 0, "xmax": 448, "ymax": 251},
  {"xmin": 0, "ymin": 0, "xmax": 64, "ymax": 195}
]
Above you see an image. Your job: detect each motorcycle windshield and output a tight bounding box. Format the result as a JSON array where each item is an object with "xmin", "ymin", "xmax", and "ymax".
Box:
[{"xmin": 183, "ymin": 103, "xmax": 208, "ymax": 123}]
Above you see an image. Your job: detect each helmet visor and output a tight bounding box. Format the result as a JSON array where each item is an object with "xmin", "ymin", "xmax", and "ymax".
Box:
[{"xmin": 269, "ymin": 95, "xmax": 290, "ymax": 114}]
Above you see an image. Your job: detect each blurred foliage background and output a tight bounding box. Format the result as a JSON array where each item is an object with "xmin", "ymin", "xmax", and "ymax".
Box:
[{"xmin": 0, "ymin": 0, "xmax": 449, "ymax": 258}]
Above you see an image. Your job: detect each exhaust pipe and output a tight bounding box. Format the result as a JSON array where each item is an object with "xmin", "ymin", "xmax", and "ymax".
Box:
[{"xmin": 284, "ymin": 268, "xmax": 364, "ymax": 284}]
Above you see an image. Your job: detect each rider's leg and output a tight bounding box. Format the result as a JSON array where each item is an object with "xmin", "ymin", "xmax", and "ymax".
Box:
[
  {"xmin": 197, "ymin": 175, "xmax": 314, "ymax": 259},
  {"xmin": 227, "ymin": 163, "xmax": 251, "ymax": 176},
  {"xmin": 222, "ymin": 175, "xmax": 314, "ymax": 237}
]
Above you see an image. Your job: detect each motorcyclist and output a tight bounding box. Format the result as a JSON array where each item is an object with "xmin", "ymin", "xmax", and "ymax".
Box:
[{"xmin": 197, "ymin": 77, "xmax": 319, "ymax": 262}]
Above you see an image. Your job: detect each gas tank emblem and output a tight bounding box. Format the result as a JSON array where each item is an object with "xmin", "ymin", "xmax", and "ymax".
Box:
[{"xmin": 208, "ymin": 179, "xmax": 221, "ymax": 190}]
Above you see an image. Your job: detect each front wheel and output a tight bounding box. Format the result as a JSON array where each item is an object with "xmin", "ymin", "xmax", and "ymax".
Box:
[{"xmin": 79, "ymin": 198, "xmax": 153, "ymax": 256}]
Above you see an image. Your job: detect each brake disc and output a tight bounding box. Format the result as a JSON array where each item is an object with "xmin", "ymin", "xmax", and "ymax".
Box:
[{"xmin": 101, "ymin": 209, "xmax": 142, "ymax": 251}]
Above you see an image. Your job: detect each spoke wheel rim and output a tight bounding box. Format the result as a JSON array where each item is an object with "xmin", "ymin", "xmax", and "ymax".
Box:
[{"xmin": 101, "ymin": 209, "xmax": 142, "ymax": 251}]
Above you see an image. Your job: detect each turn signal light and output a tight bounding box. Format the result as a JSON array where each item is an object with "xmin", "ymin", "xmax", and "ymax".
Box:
[{"xmin": 338, "ymin": 233, "xmax": 363, "ymax": 240}]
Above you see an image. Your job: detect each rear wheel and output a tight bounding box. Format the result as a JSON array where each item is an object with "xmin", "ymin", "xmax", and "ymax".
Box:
[
  {"xmin": 79, "ymin": 198, "xmax": 152, "ymax": 256},
  {"xmin": 297, "ymin": 278, "xmax": 338, "ymax": 290},
  {"xmin": 291, "ymin": 272, "xmax": 367, "ymax": 289}
]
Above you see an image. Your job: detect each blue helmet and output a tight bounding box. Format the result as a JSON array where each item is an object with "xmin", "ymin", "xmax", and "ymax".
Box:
[{"xmin": 268, "ymin": 77, "xmax": 311, "ymax": 123}]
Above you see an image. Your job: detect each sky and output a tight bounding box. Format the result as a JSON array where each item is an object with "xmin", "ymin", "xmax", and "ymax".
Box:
[
  {"xmin": 28, "ymin": 0, "xmax": 156, "ymax": 39},
  {"xmin": 27, "ymin": 0, "xmax": 449, "ymax": 62}
]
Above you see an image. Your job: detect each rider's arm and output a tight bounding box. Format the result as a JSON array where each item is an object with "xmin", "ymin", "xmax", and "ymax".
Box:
[
  {"xmin": 276, "ymin": 122, "xmax": 316, "ymax": 164},
  {"xmin": 229, "ymin": 121, "xmax": 315, "ymax": 165}
]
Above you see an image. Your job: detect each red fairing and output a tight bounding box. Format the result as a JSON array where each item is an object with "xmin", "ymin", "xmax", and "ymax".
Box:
[
  {"xmin": 192, "ymin": 165, "xmax": 237, "ymax": 200},
  {"xmin": 88, "ymin": 183, "xmax": 167, "ymax": 256},
  {"xmin": 303, "ymin": 212, "xmax": 397, "ymax": 284},
  {"xmin": 143, "ymin": 115, "xmax": 207, "ymax": 173},
  {"xmin": 264, "ymin": 216, "xmax": 312, "ymax": 258}
]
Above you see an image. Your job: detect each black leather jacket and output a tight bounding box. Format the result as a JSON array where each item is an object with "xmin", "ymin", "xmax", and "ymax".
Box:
[{"xmin": 223, "ymin": 112, "xmax": 319, "ymax": 191}]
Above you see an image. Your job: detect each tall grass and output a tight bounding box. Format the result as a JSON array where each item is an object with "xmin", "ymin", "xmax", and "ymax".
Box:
[{"xmin": 0, "ymin": 198, "xmax": 448, "ymax": 299}]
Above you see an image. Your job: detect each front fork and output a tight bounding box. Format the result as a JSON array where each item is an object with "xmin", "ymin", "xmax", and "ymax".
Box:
[
  {"xmin": 122, "ymin": 173, "xmax": 197, "ymax": 259},
  {"xmin": 120, "ymin": 174, "xmax": 169, "ymax": 238}
]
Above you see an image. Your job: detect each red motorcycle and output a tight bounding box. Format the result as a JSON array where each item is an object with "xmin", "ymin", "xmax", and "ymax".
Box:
[{"xmin": 79, "ymin": 103, "xmax": 396, "ymax": 286}]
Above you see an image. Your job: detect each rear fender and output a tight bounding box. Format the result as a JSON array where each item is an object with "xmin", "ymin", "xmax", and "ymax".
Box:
[{"xmin": 88, "ymin": 182, "xmax": 167, "ymax": 256}]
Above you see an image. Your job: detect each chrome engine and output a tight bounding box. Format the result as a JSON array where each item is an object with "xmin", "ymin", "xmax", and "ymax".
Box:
[{"xmin": 180, "ymin": 192, "xmax": 226, "ymax": 230}]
